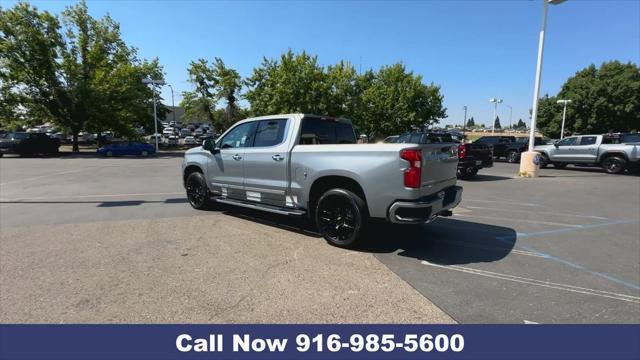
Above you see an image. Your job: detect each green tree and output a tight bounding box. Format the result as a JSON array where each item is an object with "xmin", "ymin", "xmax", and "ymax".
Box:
[
  {"xmin": 183, "ymin": 57, "xmax": 243, "ymax": 130},
  {"xmin": 180, "ymin": 90, "xmax": 215, "ymax": 123},
  {"xmin": 537, "ymin": 61, "xmax": 640, "ymax": 135},
  {"xmin": 494, "ymin": 115, "xmax": 501, "ymax": 129},
  {"xmin": 516, "ymin": 118, "xmax": 526, "ymax": 129},
  {"xmin": 0, "ymin": 1, "xmax": 163, "ymax": 151},
  {"xmin": 352, "ymin": 63, "xmax": 446, "ymax": 137},
  {"xmin": 466, "ymin": 116, "xmax": 475, "ymax": 127},
  {"xmin": 245, "ymin": 50, "xmax": 329, "ymax": 116}
]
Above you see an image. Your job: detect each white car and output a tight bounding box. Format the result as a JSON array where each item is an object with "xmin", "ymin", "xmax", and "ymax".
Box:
[
  {"xmin": 163, "ymin": 127, "xmax": 175, "ymax": 136},
  {"xmin": 194, "ymin": 128, "xmax": 204, "ymax": 136},
  {"xmin": 180, "ymin": 128, "xmax": 192, "ymax": 138},
  {"xmin": 183, "ymin": 136, "xmax": 197, "ymax": 145}
]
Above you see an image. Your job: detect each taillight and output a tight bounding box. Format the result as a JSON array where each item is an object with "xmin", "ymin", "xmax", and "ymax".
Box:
[
  {"xmin": 458, "ymin": 144, "xmax": 467, "ymax": 159},
  {"xmin": 400, "ymin": 149, "xmax": 422, "ymax": 188}
]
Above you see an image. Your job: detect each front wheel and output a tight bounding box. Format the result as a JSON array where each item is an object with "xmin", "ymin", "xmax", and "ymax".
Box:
[
  {"xmin": 315, "ymin": 189, "xmax": 366, "ymax": 248},
  {"xmin": 141, "ymin": 150, "xmax": 149, "ymax": 157},
  {"xmin": 539, "ymin": 154, "xmax": 550, "ymax": 168},
  {"xmin": 507, "ymin": 150, "xmax": 519, "ymax": 163},
  {"xmin": 601, "ymin": 156, "xmax": 626, "ymax": 174},
  {"xmin": 185, "ymin": 172, "xmax": 211, "ymax": 209}
]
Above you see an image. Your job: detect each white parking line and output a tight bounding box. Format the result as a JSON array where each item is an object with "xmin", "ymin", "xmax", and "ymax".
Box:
[
  {"xmin": 420, "ymin": 260, "xmax": 640, "ymax": 303},
  {"xmin": 454, "ymin": 213, "xmax": 584, "ymax": 228},
  {"xmin": 0, "ymin": 192, "xmax": 183, "ymax": 202},
  {"xmin": 462, "ymin": 205, "xmax": 609, "ymax": 220}
]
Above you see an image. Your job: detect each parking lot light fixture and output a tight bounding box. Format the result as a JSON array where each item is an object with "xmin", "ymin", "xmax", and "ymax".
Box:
[
  {"xmin": 489, "ymin": 98, "xmax": 503, "ymax": 135},
  {"xmin": 142, "ymin": 78, "xmax": 167, "ymax": 152},
  {"xmin": 556, "ymin": 99, "xmax": 572, "ymax": 139},
  {"xmin": 519, "ymin": 0, "xmax": 567, "ymax": 178},
  {"xmin": 506, "ymin": 105, "xmax": 513, "ymax": 132}
]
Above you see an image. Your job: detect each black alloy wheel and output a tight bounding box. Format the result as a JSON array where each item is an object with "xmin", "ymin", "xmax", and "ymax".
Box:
[
  {"xmin": 315, "ymin": 189, "xmax": 365, "ymax": 248},
  {"xmin": 185, "ymin": 172, "xmax": 209, "ymax": 209},
  {"xmin": 601, "ymin": 156, "xmax": 626, "ymax": 174},
  {"xmin": 507, "ymin": 151, "xmax": 519, "ymax": 163}
]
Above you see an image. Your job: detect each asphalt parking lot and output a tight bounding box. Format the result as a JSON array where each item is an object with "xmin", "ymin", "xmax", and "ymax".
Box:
[{"xmin": 1, "ymin": 156, "xmax": 638, "ymax": 324}]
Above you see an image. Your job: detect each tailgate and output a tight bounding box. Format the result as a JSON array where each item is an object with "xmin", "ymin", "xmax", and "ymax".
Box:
[{"xmin": 419, "ymin": 143, "xmax": 458, "ymax": 188}]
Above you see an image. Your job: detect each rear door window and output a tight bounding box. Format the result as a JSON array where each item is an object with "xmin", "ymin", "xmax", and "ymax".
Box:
[{"xmin": 579, "ymin": 136, "xmax": 597, "ymax": 146}]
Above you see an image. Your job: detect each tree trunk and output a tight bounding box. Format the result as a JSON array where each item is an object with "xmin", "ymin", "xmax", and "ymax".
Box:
[{"xmin": 72, "ymin": 132, "xmax": 79, "ymax": 153}]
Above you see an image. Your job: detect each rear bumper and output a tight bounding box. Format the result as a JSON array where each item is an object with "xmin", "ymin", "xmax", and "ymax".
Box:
[{"xmin": 387, "ymin": 185, "xmax": 463, "ymax": 224}]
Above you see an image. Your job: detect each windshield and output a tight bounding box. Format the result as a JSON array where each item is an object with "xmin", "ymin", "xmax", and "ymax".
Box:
[{"xmin": 9, "ymin": 132, "xmax": 28, "ymax": 140}]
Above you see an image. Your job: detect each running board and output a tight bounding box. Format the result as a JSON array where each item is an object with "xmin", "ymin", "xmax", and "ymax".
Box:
[{"xmin": 214, "ymin": 197, "xmax": 307, "ymax": 216}]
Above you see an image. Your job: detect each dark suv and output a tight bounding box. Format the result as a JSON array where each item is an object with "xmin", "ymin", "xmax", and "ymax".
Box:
[{"xmin": 0, "ymin": 132, "xmax": 60, "ymax": 157}]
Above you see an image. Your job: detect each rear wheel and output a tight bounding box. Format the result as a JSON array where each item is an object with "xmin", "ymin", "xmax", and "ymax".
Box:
[
  {"xmin": 507, "ymin": 150, "xmax": 519, "ymax": 163},
  {"xmin": 601, "ymin": 156, "xmax": 626, "ymax": 174},
  {"xmin": 185, "ymin": 172, "xmax": 210, "ymax": 209},
  {"xmin": 315, "ymin": 189, "xmax": 366, "ymax": 248}
]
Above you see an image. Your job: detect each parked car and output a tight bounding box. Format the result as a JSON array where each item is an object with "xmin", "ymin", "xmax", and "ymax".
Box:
[
  {"xmin": 392, "ymin": 131, "xmax": 492, "ymax": 179},
  {"xmin": 0, "ymin": 132, "xmax": 60, "ymax": 157},
  {"xmin": 182, "ymin": 114, "xmax": 462, "ymax": 248},
  {"xmin": 383, "ymin": 135, "xmax": 399, "ymax": 143},
  {"xmin": 473, "ymin": 136, "xmax": 515, "ymax": 159},
  {"xmin": 180, "ymin": 128, "xmax": 192, "ymax": 138},
  {"xmin": 183, "ymin": 136, "xmax": 197, "ymax": 146},
  {"xmin": 503, "ymin": 137, "xmax": 548, "ymax": 163},
  {"xmin": 97, "ymin": 141, "xmax": 155, "ymax": 157},
  {"xmin": 163, "ymin": 127, "xmax": 175, "ymax": 137},
  {"xmin": 534, "ymin": 134, "xmax": 640, "ymax": 174}
]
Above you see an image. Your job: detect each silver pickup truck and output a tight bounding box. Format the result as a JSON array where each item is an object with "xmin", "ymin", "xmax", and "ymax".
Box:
[
  {"xmin": 534, "ymin": 134, "xmax": 640, "ymax": 174},
  {"xmin": 181, "ymin": 114, "xmax": 462, "ymax": 247}
]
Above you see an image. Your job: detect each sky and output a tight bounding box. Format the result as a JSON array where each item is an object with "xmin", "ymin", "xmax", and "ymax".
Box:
[{"xmin": 7, "ymin": 0, "xmax": 640, "ymax": 127}]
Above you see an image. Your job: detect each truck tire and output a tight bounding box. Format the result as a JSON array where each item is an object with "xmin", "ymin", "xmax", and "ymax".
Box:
[
  {"xmin": 507, "ymin": 150, "xmax": 519, "ymax": 163},
  {"xmin": 315, "ymin": 188, "xmax": 366, "ymax": 248},
  {"xmin": 601, "ymin": 156, "xmax": 626, "ymax": 174},
  {"xmin": 185, "ymin": 171, "xmax": 211, "ymax": 209},
  {"xmin": 539, "ymin": 154, "xmax": 550, "ymax": 168}
]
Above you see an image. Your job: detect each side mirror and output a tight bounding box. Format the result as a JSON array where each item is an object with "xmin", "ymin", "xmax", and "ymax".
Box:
[
  {"xmin": 203, "ymin": 138, "xmax": 219, "ymax": 153},
  {"xmin": 554, "ymin": 143, "xmax": 559, "ymax": 147}
]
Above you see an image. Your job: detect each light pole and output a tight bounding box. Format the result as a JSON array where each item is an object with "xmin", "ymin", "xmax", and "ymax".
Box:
[
  {"xmin": 462, "ymin": 105, "xmax": 467, "ymax": 135},
  {"xmin": 142, "ymin": 78, "xmax": 166, "ymax": 152},
  {"xmin": 520, "ymin": 0, "xmax": 567, "ymax": 177},
  {"xmin": 506, "ymin": 105, "xmax": 513, "ymax": 132},
  {"xmin": 489, "ymin": 98, "xmax": 503, "ymax": 135},
  {"xmin": 556, "ymin": 99, "xmax": 572, "ymax": 139},
  {"xmin": 168, "ymin": 84, "xmax": 176, "ymax": 125}
]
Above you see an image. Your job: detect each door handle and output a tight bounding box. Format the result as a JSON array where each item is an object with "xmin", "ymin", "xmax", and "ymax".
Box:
[
  {"xmin": 272, "ymin": 154, "xmax": 284, "ymax": 161},
  {"xmin": 232, "ymin": 154, "xmax": 242, "ymax": 161}
]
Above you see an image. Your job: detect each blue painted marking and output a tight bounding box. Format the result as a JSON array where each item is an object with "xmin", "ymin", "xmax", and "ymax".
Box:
[{"xmin": 495, "ymin": 219, "xmax": 640, "ymax": 292}]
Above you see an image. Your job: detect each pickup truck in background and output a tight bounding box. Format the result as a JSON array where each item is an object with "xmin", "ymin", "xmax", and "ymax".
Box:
[
  {"xmin": 393, "ymin": 131, "xmax": 492, "ymax": 179},
  {"xmin": 534, "ymin": 134, "xmax": 640, "ymax": 174},
  {"xmin": 473, "ymin": 135, "xmax": 515, "ymax": 159},
  {"xmin": 503, "ymin": 137, "xmax": 549, "ymax": 163},
  {"xmin": 0, "ymin": 132, "xmax": 60, "ymax": 157},
  {"xmin": 182, "ymin": 114, "xmax": 462, "ymax": 247}
]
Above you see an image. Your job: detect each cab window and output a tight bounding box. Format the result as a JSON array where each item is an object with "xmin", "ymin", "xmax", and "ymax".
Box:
[
  {"xmin": 253, "ymin": 119, "xmax": 287, "ymax": 147},
  {"xmin": 219, "ymin": 122, "xmax": 256, "ymax": 149},
  {"xmin": 556, "ymin": 137, "xmax": 578, "ymax": 146},
  {"xmin": 579, "ymin": 136, "xmax": 597, "ymax": 146}
]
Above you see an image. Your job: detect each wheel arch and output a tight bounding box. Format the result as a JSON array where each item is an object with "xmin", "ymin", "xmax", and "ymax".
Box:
[{"xmin": 307, "ymin": 175, "xmax": 368, "ymax": 218}]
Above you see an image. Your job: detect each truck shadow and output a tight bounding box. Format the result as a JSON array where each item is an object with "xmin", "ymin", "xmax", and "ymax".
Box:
[
  {"xmin": 359, "ymin": 218, "xmax": 517, "ymax": 265},
  {"xmin": 219, "ymin": 207, "xmax": 516, "ymax": 265}
]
